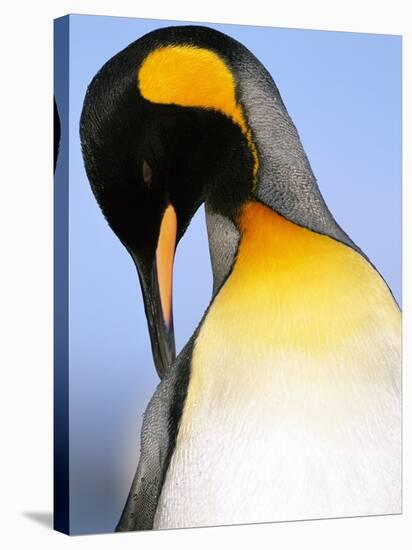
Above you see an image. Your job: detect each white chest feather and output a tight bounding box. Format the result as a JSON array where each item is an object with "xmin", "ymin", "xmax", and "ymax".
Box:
[{"xmin": 154, "ymin": 333, "xmax": 400, "ymax": 529}]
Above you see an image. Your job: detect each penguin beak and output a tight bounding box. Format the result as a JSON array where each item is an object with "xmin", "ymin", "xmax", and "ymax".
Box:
[{"xmin": 132, "ymin": 204, "xmax": 177, "ymax": 379}]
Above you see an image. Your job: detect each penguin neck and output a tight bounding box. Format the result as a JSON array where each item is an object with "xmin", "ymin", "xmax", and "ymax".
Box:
[{"xmin": 232, "ymin": 54, "xmax": 356, "ymax": 251}]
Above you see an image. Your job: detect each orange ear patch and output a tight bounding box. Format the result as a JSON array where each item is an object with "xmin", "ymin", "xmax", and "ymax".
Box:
[{"xmin": 138, "ymin": 45, "xmax": 259, "ymax": 181}]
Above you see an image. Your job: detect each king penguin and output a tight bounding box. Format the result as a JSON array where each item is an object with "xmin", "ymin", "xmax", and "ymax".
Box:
[{"xmin": 80, "ymin": 25, "xmax": 401, "ymax": 531}]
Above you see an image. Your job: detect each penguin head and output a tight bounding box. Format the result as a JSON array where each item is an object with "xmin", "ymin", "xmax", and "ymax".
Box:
[{"xmin": 80, "ymin": 26, "xmax": 258, "ymax": 378}]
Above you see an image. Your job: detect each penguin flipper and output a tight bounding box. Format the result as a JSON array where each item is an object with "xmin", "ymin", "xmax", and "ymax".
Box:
[
  {"xmin": 115, "ymin": 382, "xmax": 170, "ymax": 531},
  {"xmin": 115, "ymin": 344, "xmax": 192, "ymax": 531}
]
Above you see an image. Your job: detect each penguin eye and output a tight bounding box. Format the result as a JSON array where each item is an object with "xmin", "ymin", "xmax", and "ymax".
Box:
[{"xmin": 142, "ymin": 159, "xmax": 152, "ymax": 185}]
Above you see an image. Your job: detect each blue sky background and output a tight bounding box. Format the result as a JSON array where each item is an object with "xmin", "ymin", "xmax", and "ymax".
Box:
[{"xmin": 61, "ymin": 14, "xmax": 401, "ymax": 534}]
